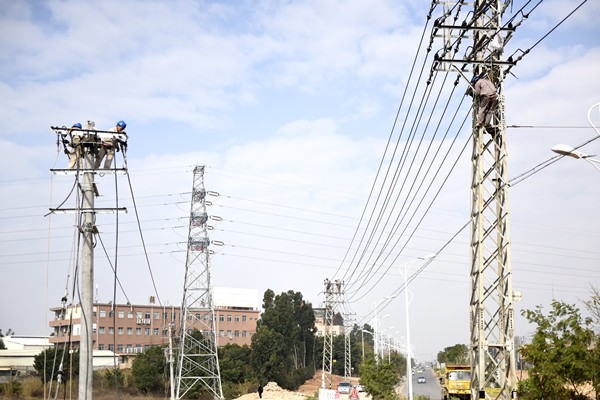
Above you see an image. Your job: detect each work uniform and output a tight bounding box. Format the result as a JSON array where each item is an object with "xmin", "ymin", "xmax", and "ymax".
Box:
[
  {"xmin": 474, "ymin": 78, "xmax": 498, "ymax": 127},
  {"xmin": 95, "ymin": 126, "xmax": 126, "ymax": 169},
  {"xmin": 67, "ymin": 127, "xmax": 83, "ymax": 169}
]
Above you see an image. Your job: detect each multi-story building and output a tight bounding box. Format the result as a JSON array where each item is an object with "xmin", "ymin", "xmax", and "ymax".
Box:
[
  {"xmin": 49, "ymin": 288, "xmax": 260, "ymax": 354},
  {"xmin": 313, "ymin": 308, "xmax": 345, "ymax": 337}
]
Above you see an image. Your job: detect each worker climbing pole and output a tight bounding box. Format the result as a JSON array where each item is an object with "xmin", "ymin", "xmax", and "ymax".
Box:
[{"xmin": 430, "ymin": 1, "xmax": 520, "ymax": 398}]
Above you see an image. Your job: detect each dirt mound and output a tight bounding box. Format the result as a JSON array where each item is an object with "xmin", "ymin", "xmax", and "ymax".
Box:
[{"xmin": 233, "ymin": 381, "xmax": 309, "ymax": 400}]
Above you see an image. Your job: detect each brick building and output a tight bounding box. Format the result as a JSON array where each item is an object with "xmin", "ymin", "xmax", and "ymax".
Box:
[{"xmin": 49, "ymin": 288, "xmax": 260, "ymax": 354}]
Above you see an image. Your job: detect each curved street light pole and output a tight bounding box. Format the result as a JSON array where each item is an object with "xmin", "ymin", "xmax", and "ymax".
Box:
[{"xmin": 551, "ymin": 144, "xmax": 600, "ymax": 174}]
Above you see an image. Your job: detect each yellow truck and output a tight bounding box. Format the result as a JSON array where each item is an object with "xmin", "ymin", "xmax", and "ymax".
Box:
[{"xmin": 440, "ymin": 364, "xmax": 471, "ymax": 400}]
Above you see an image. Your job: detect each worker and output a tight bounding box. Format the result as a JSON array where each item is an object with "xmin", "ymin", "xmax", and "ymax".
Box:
[
  {"xmin": 95, "ymin": 120, "xmax": 127, "ymax": 169},
  {"xmin": 66, "ymin": 123, "xmax": 83, "ymax": 169},
  {"xmin": 350, "ymin": 384, "xmax": 360, "ymax": 400},
  {"xmin": 469, "ymin": 74, "xmax": 498, "ymax": 131}
]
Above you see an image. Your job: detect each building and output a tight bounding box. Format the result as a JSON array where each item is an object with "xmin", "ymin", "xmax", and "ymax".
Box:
[
  {"xmin": 313, "ymin": 308, "xmax": 345, "ymax": 337},
  {"xmin": 49, "ymin": 288, "xmax": 260, "ymax": 354}
]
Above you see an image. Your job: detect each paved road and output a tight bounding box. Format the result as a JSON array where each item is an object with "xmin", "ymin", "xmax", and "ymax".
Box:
[{"xmin": 408, "ymin": 368, "xmax": 442, "ymax": 400}]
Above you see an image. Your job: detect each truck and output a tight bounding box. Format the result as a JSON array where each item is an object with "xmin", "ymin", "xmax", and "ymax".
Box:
[{"xmin": 440, "ymin": 364, "xmax": 471, "ymax": 400}]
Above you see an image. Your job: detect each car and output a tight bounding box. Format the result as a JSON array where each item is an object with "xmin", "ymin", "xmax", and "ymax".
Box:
[
  {"xmin": 337, "ymin": 381, "xmax": 351, "ymax": 394},
  {"xmin": 357, "ymin": 384, "xmax": 364, "ymax": 392},
  {"xmin": 417, "ymin": 376, "xmax": 426, "ymax": 384}
]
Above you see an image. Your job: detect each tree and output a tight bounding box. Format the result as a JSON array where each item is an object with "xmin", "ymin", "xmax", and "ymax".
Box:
[
  {"xmin": 518, "ymin": 300, "xmax": 596, "ymax": 400},
  {"xmin": 33, "ymin": 347, "xmax": 79, "ymax": 383},
  {"xmin": 359, "ymin": 357, "xmax": 399, "ymax": 400},
  {"xmin": 219, "ymin": 343, "xmax": 252, "ymax": 384},
  {"xmin": 437, "ymin": 343, "xmax": 468, "ymax": 364},
  {"xmin": 131, "ymin": 345, "xmax": 166, "ymax": 394},
  {"xmin": 0, "ymin": 338, "xmax": 5, "ymax": 350},
  {"xmin": 251, "ymin": 289, "xmax": 316, "ymax": 390}
]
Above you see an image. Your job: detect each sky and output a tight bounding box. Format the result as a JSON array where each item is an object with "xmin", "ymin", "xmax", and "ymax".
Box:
[{"xmin": 1, "ymin": 0, "xmax": 599, "ymax": 362}]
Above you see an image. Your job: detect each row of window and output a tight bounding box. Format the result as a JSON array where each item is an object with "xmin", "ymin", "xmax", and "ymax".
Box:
[
  {"xmin": 96, "ymin": 309, "xmax": 254, "ymax": 323},
  {"xmin": 99, "ymin": 343, "xmax": 150, "ymax": 352},
  {"xmin": 96, "ymin": 326, "xmax": 254, "ymax": 338}
]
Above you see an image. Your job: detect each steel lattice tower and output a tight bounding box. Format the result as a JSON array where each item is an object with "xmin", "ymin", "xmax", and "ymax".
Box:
[
  {"xmin": 432, "ymin": 1, "xmax": 517, "ymax": 398},
  {"xmin": 344, "ymin": 317, "xmax": 351, "ymax": 380},
  {"xmin": 321, "ymin": 279, "xmax": 335, "ymax": 389},
  {"xmin": 176, "ymin": 166, "xmax": 223, "ymax": 400}
]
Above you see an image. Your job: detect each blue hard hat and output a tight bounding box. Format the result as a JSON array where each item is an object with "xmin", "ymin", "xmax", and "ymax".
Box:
[
  {"xmin": 72, "ymin": 123, "xmax": 82, "ymax": 129},
  {"xmin": 117, "ymin": 120, "xmax": 127, "ymax": 129}
]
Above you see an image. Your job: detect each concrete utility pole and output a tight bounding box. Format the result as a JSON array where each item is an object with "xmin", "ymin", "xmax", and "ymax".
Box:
[
  {"xmin": 50, "ymin": 121, "xmax": 128, "ymax": 400},
  {"xmin": 431, "ymin": 2, "xmax": 519, "ymax": 398},
  {"xmin": 176, "ymin": 166, "xmax": 223, "ymax": 400},
  {"xmin": 79, "ymin": 149, "xmax": 95, "ymax": 399}
]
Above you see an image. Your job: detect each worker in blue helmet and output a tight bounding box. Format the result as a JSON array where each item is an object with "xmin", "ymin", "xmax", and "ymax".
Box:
[
  {"xmin": 95, "ymin": 120, "xmax": 127, "ymax": 169},
  {"xmin": 66, "ymin": 123, "xmax": 84, "ymax": 169}
]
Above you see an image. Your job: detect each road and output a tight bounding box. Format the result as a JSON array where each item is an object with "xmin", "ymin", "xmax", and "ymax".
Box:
[{"xmin": 408, "ymin": 367, "xmax": 442, "ymax": 400}]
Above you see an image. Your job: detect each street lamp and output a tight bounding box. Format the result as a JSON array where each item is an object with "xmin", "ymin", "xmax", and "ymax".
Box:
[
  {"xmin": 551, "ymin": 144, "xmax": 600, "ymax": 174},
  {"xmin": 401, "ymin": 254, "xmax": 436, "ymax": 400}
]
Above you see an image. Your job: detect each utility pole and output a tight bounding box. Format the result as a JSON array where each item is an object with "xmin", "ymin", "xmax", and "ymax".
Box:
[
  {"xmin": 176, "ymin": 166, "xmax": 223, "ymax": 400},
  {"xmin": 321, "ymin": 279, "xmax": 335, "ymax": 389},
  {"xmin": 430, "ymin": 2, "xmax": 519, "ymax": 398},
  {"xmin": 50, "ymin": 121, "xmax": 127, "ymax": 400}
]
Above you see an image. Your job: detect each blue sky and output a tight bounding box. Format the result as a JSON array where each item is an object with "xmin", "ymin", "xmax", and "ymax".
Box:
[{"xmin": 1, "ymin": 0, "xmax": 599, "ymax": 361}]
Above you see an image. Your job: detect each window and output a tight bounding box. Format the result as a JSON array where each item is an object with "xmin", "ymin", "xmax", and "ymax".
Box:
[
  {"xmin": 235, "ymin": 315, "xmax": 240, "ymax": 322},
  {"xmin": 227, "ymin": 315, "xmax": 232, "ymax": 322},
  {"xmin": 109, "ymin": 310, "xmax": 114, "ymax": 318},
  {"xmin": 136, "ymin": 327, "xmax": 142, "ymax": 335},
  {"xmin": 108, "ymin": 327, "xmax": 114, "ymax": 335},
  {"xmin": 127, "ymin": 327, "xmax": 133, "ymax": 336},
  {"xmin": 93, "ymin": 311, "xmax": 97, "ymax": 318},
  {"xmin": 219, "ymin": 315, "xmax": 224, "ymax": 322},
  {"xmin": 242, "ymin": 315, "xmax": 247, "ymax": 322},
  {"xmin": 117, "ymin": 344, "xmax": 123, "ymax": 352},
  {"xmin": 203, "ymin": 329, "xmax": 209, "ymax": 337},
  {"xmin": 227, "ymin": 330, "xmax": 232, "ymax": 338},
  {"xmin": 242, "ymin": 331, "xmax": 247, "ymax": 338},
  {"xmin": 126, "ymin": 344, "xmax": 132, "ymax": 351},
  {"xmin": 219, "ymin": 330, "xmax": 224, "ymax": 337},
  {"xmin": 144, "ymin": 345, "xmax": 150, "ymax": 350},
  {"xmin": 154, "ymin": 312, "xmax": 159, "ymax": 319},
  {"xmin": 145, "ymin": 312, "xmax": 151, "ymax": 319},
  {"xmin": 163, "ymin": 312, "xmax": 168, "ymax": 321},
  {"xmin": 118, "ymin": 310, "xmax": 124, "ymax": 319},
  {"xmin": 196, "ymin": 313, "xmax": 201, "ymax": 321},
  {"xmin": 108, "ymin": 344, "xmax": 114, "ymax": 351},
  {"xmin": 100, "ymin": 310, "xmax": 106, "ymax": 318},
  {"xmin": 145, "ymin": 328, "xmax": 150, "ymax": 336},
  {"xmin": 118, "ymin": 327, "xmax": 124, "ymax": 335},
  {"xmin": 235, "ymin": 330, "xmax": 240, "ymax": 337},
  {"xmin": 136, "ymin": 311, "xmax": 142, "ymax": 319},
  {"xmin": 99, "ymin": 327, "xmax": 105, "ymax": 335},
  {"xmin": 127, "ymin": 311, "xmax": 133, "ymax": 319},
  {"xmin": 99, "ymin": 344, "xmax": 105, "ymax": 350},
  {"xmin": 153, "ymin": 328, "xmax": 159, "ymax": 336},
  {"xmin": 187, "ymin": 314, "xmax": 192, "ymax": 321}
]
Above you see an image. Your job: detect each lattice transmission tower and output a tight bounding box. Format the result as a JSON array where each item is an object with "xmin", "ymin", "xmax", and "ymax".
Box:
[
  {"xmin": 431, "ymin": 1, "xmax": 520, "ymax": 398},
  {"xmin": 321, "ymin": 278, "xmax": 337, "ymax": 389},
  {"xmin": 176, "ymin": 166, "xmax": 223, "ymax": 399}
]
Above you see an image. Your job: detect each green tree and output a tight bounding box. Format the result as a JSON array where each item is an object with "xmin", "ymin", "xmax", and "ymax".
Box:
[
  {"xmin": 251, "ymin": 289, "xmax": 316, "ymax": 389},
  {"xmin": 0, "ymin": 338, "xmax": 5, "ymax": 350},
  {"xmin": 131, "ymin": 345, "xmax": 166, "ymax": 394},
  {"xmin": 359, "ymin": 357, "xmax": 399, "ymax": 400},
  {"xmin": 436, "ymin": 343, "xmax": 468, "ymax": 365},
  {"xmin": 518, "ymin": 300, "xmax": 596, "ymax": 400},
  {"xmin": 33, "ymin": 347, "xmax": 79, "ymax": 383},
  {"xmin": 219, "ymin": 343, "xmax": 252, "ymax": 384}
]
